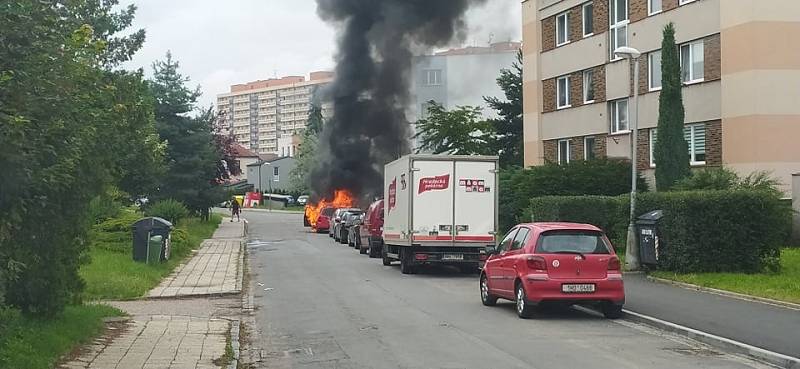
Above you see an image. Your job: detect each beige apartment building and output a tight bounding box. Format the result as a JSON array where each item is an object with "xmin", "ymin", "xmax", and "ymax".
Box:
[
  {"xmin": 522, "ymin": 0, "xmax": 800, "ymax": 192},
  {"xmin": 216, "ymin": 71, "xmax": 333, "ymax": 155}
]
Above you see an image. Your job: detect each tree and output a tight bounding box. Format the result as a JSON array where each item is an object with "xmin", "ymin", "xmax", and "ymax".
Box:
[
  {"xmin": 290, "ymin": 102, "xmax": 324, "ymax": 193},
  {"xmin": 149, "ymin": 53, "xmax": 223, "ymax": 218},
  {"xmin": 0, "ymin": 0, "xmax": 163, "ymax": 316},
  {"xmin": 414, "ymin": 102, "xmax": 495, "ymax": 155},
  {"xmin": 654, "ymin": 23, "xmax": 690, "ymax": 190},
  {"xmin": 484, "ymin": 49, "xmax": 523, "ymax": 168},
  {"xmin": 212, "ymin": 111, "xmax": 241, "ymax": 183}
]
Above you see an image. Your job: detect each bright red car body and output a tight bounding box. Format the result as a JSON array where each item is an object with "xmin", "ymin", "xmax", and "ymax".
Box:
[
  {"xmin": 315, "ymin": 206, "xmax": 335, "ymax": 232},
  {"xmin": 358, "ymin": 199, "xmax": 384, "ymax": 258},
  {"xmin": 480, "ymin": 223, "xmax": 624, "ymax": 319}
]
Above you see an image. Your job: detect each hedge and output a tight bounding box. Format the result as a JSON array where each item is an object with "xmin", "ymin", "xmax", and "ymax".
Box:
[
  {"xmin": 499, "ymin": 159, "xmax": 647, "ymax": 233},
  {"xmin": 527, "ymin": 190, "xmax": 789, "ymax": 273}
]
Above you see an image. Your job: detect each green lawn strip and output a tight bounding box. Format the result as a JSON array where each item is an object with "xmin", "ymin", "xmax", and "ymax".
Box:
[
  {"xmin": 651, "ymin": 248, "xmax": 800, "ymax": 304},
  {"xmin": 80, "ymin": 213, "xmax": 222, "ymax": 300},
  {"xmin": 0, "ymin": 304, "xmax": 123, "ymax": 369}
]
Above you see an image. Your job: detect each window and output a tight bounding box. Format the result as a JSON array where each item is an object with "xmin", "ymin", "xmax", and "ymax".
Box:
[
  {"xmin": 498, "ymin": 228, "xmax": 518, "ymax": 253},
  {"xmin": 583, "ymin": 3, "xmax": 594, "ymax": 37},
  {"xmin": 556, "ymin": 12, "xmax": 570, "ymax": 46},
  {"xmin": 649, "ymin": 123, "xmax": 707, "ymax": 166},
  {"xmin": 584, "ymin": 136, "xmax": 596, "ymax": 160},
  {"xmin": 583, "ymin": 70, "xmax": 595, "ymax": 103},
  {"xmin": 424, "ymin": 69, "xmax": 442, "ymax": 86},
  {"xmin": 648, "ymin": 0, "xmax": 662, "ymax": 15},
  {"xmin": 536, "ymin": 231, "xmax": 612, "ymax": 254},
  {"xmin": 680, "ymin": 41, "xmax": 704, "ymax": 83},
  {"xmin": 558, "ymin": 139, "xmax": 571, "ymax": 164},
  {"xmin": 609, "ymin": 0, "xmax": 628, "ymax": 59},
  {"xmin": 273, "ymin": 166, "xmax": 279, "ymax": 181},
  {"xmin": 609, "ymin": 99, "xmax": 629, "ymax": 133},
  {"xmin": 648, "ymin": 50, "xmax": 662, "ymax": 90},
  {"xmin": 511, "ymin": 227, "xmax": 530, "ymax": 250},
  {"xmin": 557, "ymin": 76, "xmax": 570, "ymax": 109}
]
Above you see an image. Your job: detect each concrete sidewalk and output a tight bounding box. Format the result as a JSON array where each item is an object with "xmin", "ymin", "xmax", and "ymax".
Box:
[
  {"xmin": 60, "ymin": 218, "xmax": 245, "ymax": 369},
  {"xmin": 624, "ymin": 273, "xmax": 800, "ymax": 359}
]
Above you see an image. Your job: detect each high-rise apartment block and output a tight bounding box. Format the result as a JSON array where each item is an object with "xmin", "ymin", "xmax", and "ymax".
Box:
[
  {"xmin": 216, "ymin": 71, "xmax": 333, "ymax": 155},
  {"xmin": 523, "ymin": 0, "xmax": 800, "ymax": 192}
]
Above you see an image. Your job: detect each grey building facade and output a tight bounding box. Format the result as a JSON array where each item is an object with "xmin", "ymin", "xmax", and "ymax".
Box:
[{"xmin": 246, "ymin": 156, "xmax": 297, "ymax": 193}]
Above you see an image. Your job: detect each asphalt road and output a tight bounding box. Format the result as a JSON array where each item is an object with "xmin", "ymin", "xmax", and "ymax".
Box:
[{"xmin": 245, "ymin": 210, "xmax": 772, "ymax": 369}]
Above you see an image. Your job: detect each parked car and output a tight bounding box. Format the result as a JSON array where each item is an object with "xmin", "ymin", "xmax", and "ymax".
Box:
[
  {"xmin": 331, "ymin": 208, "xmax": 359, "ymax": 241},
  {"xmin": 315, "ymin": 206, "xmax": 335, "ymax": 233},
  {"xmin": 347, "ymin": 213, "xmax": 365, "ymax": 249},
  {"xmin": 297, "ymin": 195, "xmax": 309, "ymax": 205},
  {"xmin": 338, "ymin": 210, "xmax": 364, "ymax": 244},
  {"xmin": 358, "ymin": 199, "xmax": 384, "ymax": 258},
  {"xmin": 480, "ymin": 223, "xmax": 624, "ymax": 319}
]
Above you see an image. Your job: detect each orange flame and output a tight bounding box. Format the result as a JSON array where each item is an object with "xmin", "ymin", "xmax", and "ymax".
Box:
[{"xmin": 305, "ymin": 189, "xmax": 357, "ymax": 228}]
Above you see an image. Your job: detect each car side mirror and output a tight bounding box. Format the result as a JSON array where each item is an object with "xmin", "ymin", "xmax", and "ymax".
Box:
[{"xmin": 485, "ymin": 245, "xmax": 498, "ymax": 255}]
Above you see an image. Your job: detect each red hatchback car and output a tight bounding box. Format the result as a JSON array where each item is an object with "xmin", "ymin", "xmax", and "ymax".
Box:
[
  {"xmin": 480, "ymin": 223, "xmax": 624, "ymax": 319},
  {"xmin": 314, "ymin": 206, "xmax": 335, "ymax": 233}
]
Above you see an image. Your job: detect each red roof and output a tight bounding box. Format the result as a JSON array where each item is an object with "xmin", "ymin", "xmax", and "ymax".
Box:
[{"xmin": 231, "ymin": 144, "xmax": 259, "ymax": 158}]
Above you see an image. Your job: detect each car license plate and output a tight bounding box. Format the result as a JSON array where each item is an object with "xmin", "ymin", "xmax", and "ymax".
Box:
[
  {"xmin": 442, "ymin": 253, "xmax": 463, "ymax": 261},
  {"xmin": 562, "ymin": 284, "xmax": 595, "ymax": 293}
]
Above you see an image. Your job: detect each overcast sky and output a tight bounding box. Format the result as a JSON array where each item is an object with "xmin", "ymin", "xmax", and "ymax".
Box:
[{"xmin": 121, "ymin": 1, "xmax": 521, "ymax": 108}]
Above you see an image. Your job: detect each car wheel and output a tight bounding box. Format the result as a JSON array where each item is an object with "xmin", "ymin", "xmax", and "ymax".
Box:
[
  {"xmin": 480, "ymin": 275, "xmax": 497, "ymax": 306},
  {"xmin": 602, "ymin": 303, "xmax": 623, "ymax": 319},
  {"xmin": 359, "ymin": 245, "xmax": 367, "ymax": 254},
  {"xmin": 515, "ymin": 282, "xmax": 535, "ymax": 319}
]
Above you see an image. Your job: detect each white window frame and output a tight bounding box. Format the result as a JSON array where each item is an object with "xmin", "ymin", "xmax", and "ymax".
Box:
[
  {"xmin": 556, "ymin": 12, "xmax": 570, "ymax": 46},
  {"xmin": 609, "ymin": 0, "xmax": 629, "ymax": 60},
  {"xmin": 584, "ymin": 136, "xmax": 596, "ymax": 160},
  {"xmin": 424, "ymin": 69, "xmax": 442, "ymax": 86},
  {"xmin": 557, "ymin": 76, "xmax": 571, "ymax": 109},
  {"xmin": 680, "ymin": 40, "xmax": 705, "ymax": 84},
  {"xmin": 583, "ymin": 69, "xmax": 595, "ymax": 103},
  {"xmin": 582, "ymin": 2, "xmax": 594, "ymax": 37},
  {"xmin": 648, "ymin": 50, "xmax": 662, "ymax": 91},
  {"xmin": 273, "ymin": 166, "xmax": 280, "ymax": 181},
  {"xmin": 610, "ymin": 98, "xmax": 629, "ymax": 134},
  {"xmin": 558, "ymin": 139, "xmax": 571, "ymax": 164},
  {"xmin": 648, "ymin": 0, "xmax": 662, "ymax": 15},
  {"xmin": 649, "ymin": 124, "xmax": 707, "ymax": 167}
]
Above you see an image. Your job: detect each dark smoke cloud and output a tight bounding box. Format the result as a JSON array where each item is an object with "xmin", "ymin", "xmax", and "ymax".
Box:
[{"xmin": 310, "ymin": 0, "xmax": 486, "ymax": 204}]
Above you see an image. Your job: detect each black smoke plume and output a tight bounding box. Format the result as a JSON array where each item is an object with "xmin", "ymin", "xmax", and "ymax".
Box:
[{"xmin": 310, "ymin": 0, "xmax": 485, "ymax": 203}]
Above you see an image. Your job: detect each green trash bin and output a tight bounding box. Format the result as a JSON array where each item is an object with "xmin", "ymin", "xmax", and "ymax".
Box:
[{"xmin": 147, "ymin": 235, "xmax": 163, "ymax": 265}]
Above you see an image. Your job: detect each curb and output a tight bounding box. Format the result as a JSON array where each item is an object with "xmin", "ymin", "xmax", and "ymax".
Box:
[
  {"xmin": 623, "ymin": 309, "xmax": 800, "ymax": 369},
  {"xmin": 227, "ymin": 320, "xmax": 241, "ymax": 369},
  {"xmin": 646, "ymin": 275, "xmax": 800, "ymax": 311}
]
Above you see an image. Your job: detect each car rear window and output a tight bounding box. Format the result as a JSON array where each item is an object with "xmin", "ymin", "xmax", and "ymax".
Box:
[
  {"xmin": 321, "ymin": 208, "xmax": 334, "ymax": 216},
  {"xmin": 535, "ymin": 230, "xmax": 611, "ymax": 255}
]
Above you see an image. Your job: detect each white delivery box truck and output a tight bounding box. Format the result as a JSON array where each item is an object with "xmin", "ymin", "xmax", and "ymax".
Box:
[{"xmin": 382, "ymin": 154, "xmax": 499, "ymax": 274}]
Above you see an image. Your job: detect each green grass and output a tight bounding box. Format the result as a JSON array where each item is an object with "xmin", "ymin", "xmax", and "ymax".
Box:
[
  {"xmin": 0, "ymin": 304, "xmax": 123, "ymax": 369},
  {"xmin": 80, "ymin": 214, "xmax": 222, "ymax": 300},
  {"xmin": 652, "ymin": 248, "xmax": 800, "ymax": 304}
]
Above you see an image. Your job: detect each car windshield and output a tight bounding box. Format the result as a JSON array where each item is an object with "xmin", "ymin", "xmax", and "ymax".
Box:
[{"xmin": 535, "ymin": 230, "xmax": 611, "ymax": 255}]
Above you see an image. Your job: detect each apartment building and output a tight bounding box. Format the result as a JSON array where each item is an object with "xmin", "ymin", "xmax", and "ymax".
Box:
[
  {"xmin": 216, "ymin": 71, "xmax": 333, "ymax": 155},
  {"xmin": 410, "ymin": 42, "xmax": 520, "ymax": 148},
  {"xmin": 522, "ymin": 0, "xmax": 800, "ymax": 192}
]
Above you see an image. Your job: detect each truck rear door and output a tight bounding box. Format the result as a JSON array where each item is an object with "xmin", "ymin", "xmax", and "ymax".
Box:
[
  {"xmin": 412, "ymin": 159, "xmax": 454, "ymax": 242},
  {"xmin": 453, "ymin": 160, "xmax": 496, "ymax": 243}
]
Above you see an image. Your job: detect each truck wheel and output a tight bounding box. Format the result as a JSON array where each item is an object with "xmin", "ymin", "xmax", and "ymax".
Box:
[
  {"xmin": 480, "ymin": 274, "xmax": 497, "ymax": 306},
  {"xmin": 381, "ymin": 246, "xmax": 391, "ymax": 266},
  {"xmin": 460, "ymin": 263, "xmax": 480, "ymax": 274},
  {"xmin": 400, "ymin": 250, "xmax": 416, "ymax": 275}
]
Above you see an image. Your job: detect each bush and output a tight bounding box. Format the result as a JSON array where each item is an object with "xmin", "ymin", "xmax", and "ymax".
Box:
[
  {"xmin": 500, "ymin": 159, "xmax": 647, "ymax": 232},
  {"xmin": 526, "ymin": 190, "xmax": 789, "ymax": 273},
  {"xmin": 145, "ymin": 199, "xmax": 189, "ymax": 224}
]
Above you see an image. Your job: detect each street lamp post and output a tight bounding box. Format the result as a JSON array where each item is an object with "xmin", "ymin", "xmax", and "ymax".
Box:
[{"xmin": 614, "ymin": 46, "xmax": 642, "ymax": 271}]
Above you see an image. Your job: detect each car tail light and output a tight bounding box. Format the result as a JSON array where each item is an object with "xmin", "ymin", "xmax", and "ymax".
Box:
[
  {"xmin": 526, "ymin": 256, "xmax": 547, "ymax": 271},
  {"xmin": 608, "ymin": 256, "xmax": 621, "ymax": 271},
  {"xmin": 415, "ymin": 253, "xmax": 428, "ymax": 261}
]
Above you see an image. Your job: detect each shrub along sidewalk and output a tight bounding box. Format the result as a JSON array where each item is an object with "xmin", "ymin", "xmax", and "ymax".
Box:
[
  {"xmin": 80, "ymin": 208, "xmax": 222, "ymax": 300},
  {"xmin": 652, "ymin": 248, "xmax": 800, "ymax": 304}
]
